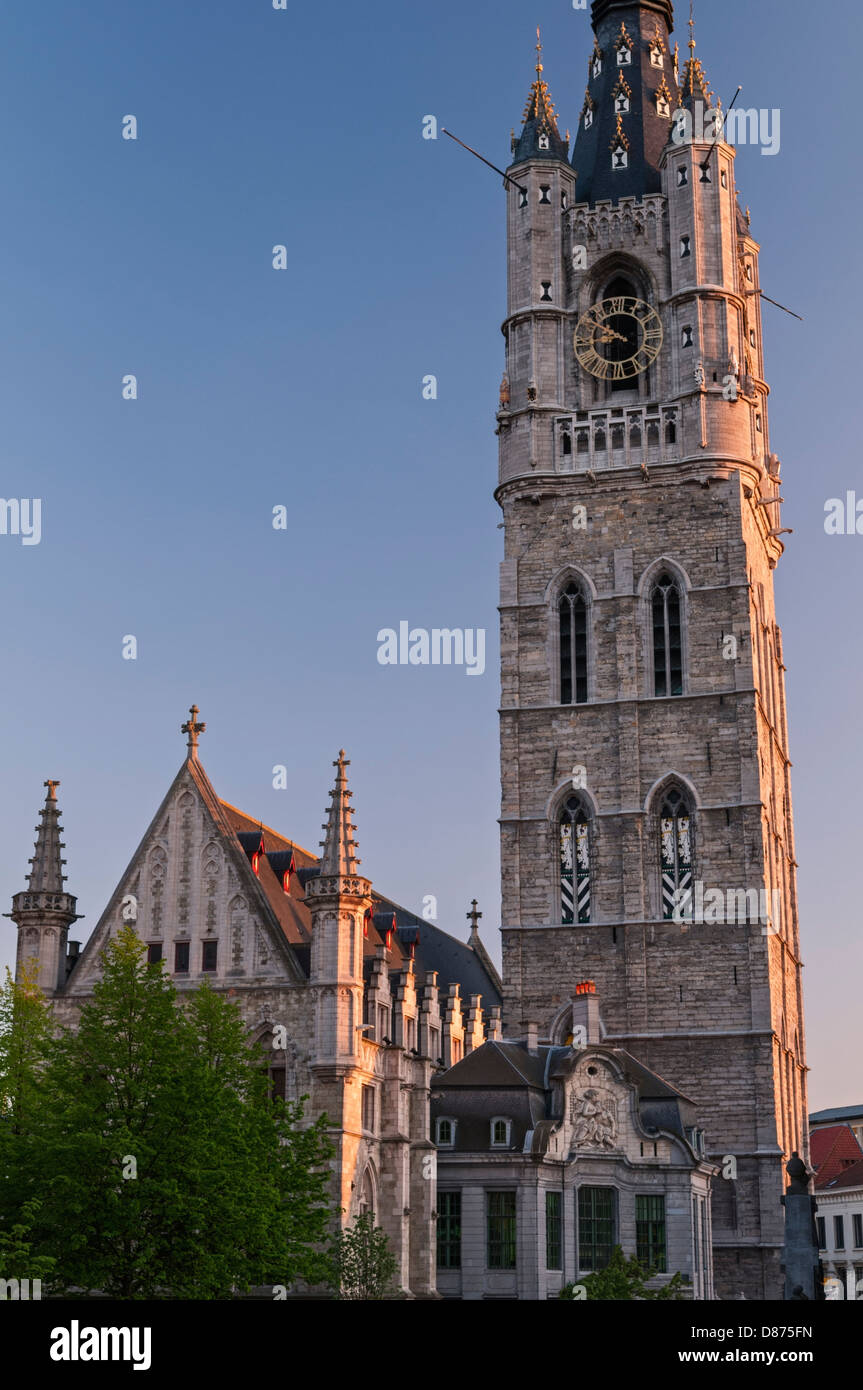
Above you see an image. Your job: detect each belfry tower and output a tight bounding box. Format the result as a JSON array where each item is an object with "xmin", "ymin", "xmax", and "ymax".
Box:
[{"xmin": 496, "ymin": 1, "xmax": 806, "ymax": 1299}]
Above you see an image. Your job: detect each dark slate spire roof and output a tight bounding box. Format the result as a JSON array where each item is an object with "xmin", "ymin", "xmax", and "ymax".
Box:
[
  {"xmin": 511, "ymin": 28, "xmax": 569, "ymax": 166},
  {"xmin": 27, "ymin": 780, "xmax": 68, "ymax": 893},
  {"xmin": 573, "ymin": 1, "xmax": 680, "ymax": 206}
]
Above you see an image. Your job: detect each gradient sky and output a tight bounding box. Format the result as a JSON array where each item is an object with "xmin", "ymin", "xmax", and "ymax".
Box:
[{"xmin": 0, "ymin": 0, "xmax": 858, "ymax": 1110}]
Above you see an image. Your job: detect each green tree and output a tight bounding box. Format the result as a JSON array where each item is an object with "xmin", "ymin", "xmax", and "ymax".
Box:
[
  {"xmin": 332, "ymin": 1213, "xmax": 399, "ymax": 1300},
  {"xmin": 22, "ymin": 926, "xmax": 336, "ymax": 1297},
  {"xmin": 0, "ymin": 964, "xmax": 55, "ymax": 1274},
  {"xmin": 558, "ymin": 1245, "xmax": 688, "ymax": 1301}
]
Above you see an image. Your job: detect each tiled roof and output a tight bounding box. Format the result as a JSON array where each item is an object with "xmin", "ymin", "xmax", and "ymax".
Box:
[
  {"xmin": 217, "ymin": 799, "xmax": 501, "ymax": 1004},
  {"xmin": 820, "ymin": 1157, "xmax": 863, "ymax": 1193},
  {"xmin": 811, "ymin": 1124, "xmax": 863, "ymax": 1187}
]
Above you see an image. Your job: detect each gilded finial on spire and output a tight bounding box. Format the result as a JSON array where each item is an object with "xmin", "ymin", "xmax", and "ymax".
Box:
[
  {"xmin": 689, "ymin": 0, "xmax": 696, "ymax": 53},
  {"xmin": 536, "ymin": 25, "xmax": 543, "ymax": 76}
]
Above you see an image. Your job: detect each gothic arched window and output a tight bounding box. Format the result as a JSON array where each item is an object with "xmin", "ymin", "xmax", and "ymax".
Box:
[
  {"xmin": 651, "ymin": 572, "xmax": 683, "ymax": 696},
  {"xmin": 559, "ymin": 582, "xmax": 588, "ymax": 704},
  {"xmin": 659, "ymin": 788, "xmax": 693, "ymax": 920},
  {"xmin": 560, "ymin": 797, "xmax": 591, "ymax": 924}
]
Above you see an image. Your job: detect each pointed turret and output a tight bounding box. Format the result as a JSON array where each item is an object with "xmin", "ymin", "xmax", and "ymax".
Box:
[
  {"xmin": 572, "ymin": 1, "xmax": 679, "ymax": 205},
  {"xmin": 677, "ymin": 7, "xmax": 714, "ymax": 112},
  {"xmin": 318, "ymin": 750, "xmax": 361, "ymax": 878},
  {"xmin": 6, "ymin": 781, "xmax": 81, "ymax": 994},
  {"xmin": 511, "ymin": 29, "xmax": 569, "ymax": 165}
]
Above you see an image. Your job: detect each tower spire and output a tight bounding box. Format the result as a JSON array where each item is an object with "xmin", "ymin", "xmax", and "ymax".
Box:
[
  {"xmin": 318, "ymin": 750, "xmax": 361, "ymax": 877},
  {"xmin": 7, "ymin": 782, "xmax": 81, "ymax": 994},
  {"xmin": 510, "ymin": 27, "xmax": 569, "ymax": 164},
  {"xmin": 27, "ymin": 779, "xmax": 67, "ymax": 892},
  {"xmin": 678, "ymin": 0, "xmax": 714, "ymax": 109}
]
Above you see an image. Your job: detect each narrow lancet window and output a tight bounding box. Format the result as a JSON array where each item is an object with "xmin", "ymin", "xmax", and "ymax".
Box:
[
  {"xmin": 560, "ymin": 797, "xmax": 591, "ymax": 924},
  {"xmin": 660, "ymin": 788, "xmax": 693, "ymax": 920},
  {"xmin": 559, "ymin": 582, "xmax": 588, "ymax": 704},
  {"xmin": 651, "ymin": 573, "xmax": 683, "ymax": 696}
]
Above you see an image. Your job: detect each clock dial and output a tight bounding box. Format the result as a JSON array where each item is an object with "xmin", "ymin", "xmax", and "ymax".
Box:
[{"xmin": 573, "ymin": 297, "xmax": 664, "ymax": 380}]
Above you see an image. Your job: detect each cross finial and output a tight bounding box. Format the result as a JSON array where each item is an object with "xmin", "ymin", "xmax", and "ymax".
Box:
[
  {"xmin": 467, "ymin": 899, "xmax": 482, "ymax": 935},
  {"xmin": 181, "ymin": 704, "xmax": 206, "ymax": 757},
  {"xmin": 43, "ymin": 779, "xmax": 60, "ymax": 802},
  {"xmin": 535, "ymin": 25, "xmax": 543, "ymax": 76}
]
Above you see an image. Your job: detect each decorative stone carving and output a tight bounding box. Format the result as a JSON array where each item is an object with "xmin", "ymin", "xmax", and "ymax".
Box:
[{"xmin": 571, "ymin": 1086, "xmax": 618, "ymax": 1149}]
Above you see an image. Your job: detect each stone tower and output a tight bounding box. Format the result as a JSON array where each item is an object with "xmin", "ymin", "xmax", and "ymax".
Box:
[
  {"xmin": 7, "ymin": 781, "xmax": 80, "ymax": 994},
  {"xmin": 496, "ymin": 0, "xmax": 806, "ymax": 1299}
]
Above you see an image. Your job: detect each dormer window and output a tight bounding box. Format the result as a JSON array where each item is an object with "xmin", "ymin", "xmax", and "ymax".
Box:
[
  {"xmin": 584, "ymin": 108, "xmax": 594, "ymax": 130},
  {"xmin": 613, "ymin": 75, "xmax": 632, "ymax": 114},
  {"xmin": 650, "ymin": 42, "xmax": 664, "ymax": 69},
  {"xmin": 656, "ymin": 89, "xmax": 671, "ymax": 118},
  {"xmin": 617, "ymin": 45, "xmax": 632, "ymax": 66},
  {"xmin": 612, "ymin": 144, "xmax": 628, "ymax": 170},
  {"xmin": 538, "ymin": 132, "xmax": 550, "ymax": 151},
  {"xmin": 436, "ymin": 1117, "xmax": 456, "ymax": 1147},
  {"xmin": 490, "ymin": 1117, "xmax": 512, "ymax": 1148},
  {"xmin": 591, "ymin": 43, "xmax": 602, "ymax": 80}
]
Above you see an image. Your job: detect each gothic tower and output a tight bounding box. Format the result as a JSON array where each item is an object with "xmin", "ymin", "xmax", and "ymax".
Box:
[
  {"xmin": 496, "ymin": 0, "xmax": 806, "ymax": 1299},
  {"xmin": 7, "ymin": 781, "xmax": 80, "ymax": 994}
]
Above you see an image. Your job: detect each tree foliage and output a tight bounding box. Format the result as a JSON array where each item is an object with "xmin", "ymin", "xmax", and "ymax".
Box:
[
  {"xmin": 332, "ymin": 1213, "xmax": 399, "ymax": 1300},
  {"xmin": 0, "ymin": 927, "xmax": 337, "ymax": 1298},
  {"xmin": 559, "ymin": 1245, "xmax": 688, "ymax": 1301}
]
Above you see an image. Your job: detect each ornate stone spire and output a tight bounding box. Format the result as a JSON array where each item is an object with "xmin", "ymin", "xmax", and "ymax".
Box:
[
  {"xmin": 511, "ymin": 27, "xmax": 569, "ymax": 164},
  {"xmin": 7, "ymin": 782, "xmax": 80, "ymax": 994},
  {"xmin": 27, "ymin": 780, "xmax": 67, "ymax": 892},
  {"xmin": 318, "ymin": 750, "xmax": 361, "ymax": 876}
]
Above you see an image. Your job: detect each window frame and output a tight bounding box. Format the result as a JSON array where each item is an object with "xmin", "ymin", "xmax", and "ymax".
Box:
[
  {"xmin": 486, "ymin": 1190, "xmax": 517, "ymax": 1270},
  {"xmin": 435, "ymin": 1115, "xmax": 456, "ymax": 1147},
  {"xmin": 490, "ymin": 1116, "xmax": 512, "ymax": 1149},
  {"xmin": 636, "ymin": 1193, "xmax": 667, "ymax": 1272},
  {"xmin": 577, "ymin": 1186, "xmax": 616, "ymax": 1272},
  {"xmin": 546, "ymin": 1190, "xmax": 563, "ymax": 1270},
  {"xmin": 437, "ymin": 1191, "xmax": 462, "ymax": 1270},
  {"xmin": 174, "ymin": 940, "xmax": 190, "ymax": 973},
  {"xmin": 201, "ymin": 939, "xmax": 218, "ymax": 973}
]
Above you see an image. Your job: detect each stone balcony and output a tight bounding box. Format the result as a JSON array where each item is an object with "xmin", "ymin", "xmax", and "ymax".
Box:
[{"xmin": 553, "ymin": 403, "xmax": 680, "ymax": 473}]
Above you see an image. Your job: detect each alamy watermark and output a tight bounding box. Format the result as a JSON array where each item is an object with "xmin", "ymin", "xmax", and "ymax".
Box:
[
  {"xmin": 377, "ymin": 622, "xmax": 485, "ymax": 676},
  {"xmin": 672, "ymin": 101, "xmax": 780, "ymax": 157},
  {"xmin": 0, "ymin": 498, "xmax": 41, "ymax": 545},
  {"xmin": 671, "ymin": 882, "xmax": 781, "ymax": 933}
]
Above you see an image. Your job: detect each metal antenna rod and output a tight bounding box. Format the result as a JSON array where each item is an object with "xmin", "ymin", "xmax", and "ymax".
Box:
[
  {"xmin": 441, "ymin": 127, "xmax": 528, "ymax": 194},
  {"xmin": 754, "ymin": 291, "xmax": 804, "ymax": 322},
  {"xmin": 701, "ymin": 85, "xmax": 742, "ymax": 174}
]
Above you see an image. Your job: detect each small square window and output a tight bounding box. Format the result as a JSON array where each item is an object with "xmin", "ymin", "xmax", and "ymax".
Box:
[
  {"xmin": 650, "ymin": 46, "xmax": 664, "ymax": 69},
  {"xmin": 680, "ymin": 235, "xmax": 691, "ymax": 258},
  {"xmin": 147, "ymin": 943, "xmax": 163, "ymax": 965},
  {"xmin": 538, "ymin": 133, "xmax": 550, "ymax": 151},
  {"xmin": 592, "ymin": 58, "xmax": 602, "ymax": 79},
  {"xmin": 617, "ymin": 48, "xmax": 631, "ymax": 66},
  {"xmin": 677, "ymin": 167, "xmax": 688, "ymax": 187},
  {"xmin": 657, "ymin": 97, "xmax": 670, "ymax": 118},
  {"xmin": 174, "ymin": 941, "xmax": 190, "ymax": 973},
  {"xmin": 202, "ymin": 940, "xmax": 218, "ymax": 972},
  {"xmin": 682, "ymin": 326, "xmax": 693, "ymax": 348},
  {"xmin": 612, "ymin": 148, "xmax": 628, "ymax": 170},
  {"xmin": 518, "ymin": 188, "xmax": 528, "ymax": 209},
  {"xmin": 700, "ymin": 162, "xmax": 711, "ymax": 183},
  {"xmin": 584, "ymin": 109, "xmax": 593, "ymax": 130},
  {"xmin": 539, "ymin": 184, "xmax": 551, "ymax": 204}
]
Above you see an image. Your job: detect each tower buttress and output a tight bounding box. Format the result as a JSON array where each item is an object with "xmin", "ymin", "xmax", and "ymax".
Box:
[{"xmin": 7, "ymin": 781, "xmax": 80, "ymax": 994}]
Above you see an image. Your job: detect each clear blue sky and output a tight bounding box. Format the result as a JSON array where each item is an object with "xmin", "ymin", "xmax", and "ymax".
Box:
[{"xmin": 0, "ymin": 0, "xmax": 858, "ymax": 1110}]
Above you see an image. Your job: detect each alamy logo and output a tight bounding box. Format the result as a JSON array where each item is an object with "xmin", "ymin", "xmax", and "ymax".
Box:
[
  {"xmin": 0, "ymin": 498, "xmax": 41, "ymax": 545},
  {"xmin": 377, "ymin": 622, "xmax": 485, "ymax": 676},
  {"xmin": 0, "ymin": 1277, "xmax": 41, "ymax": 1300},
  {"xmin": 672, "ymin": 101, "xmax": 780, "ymax": 157},
  {"xmin": 671, "ymin": 881, "xmax": 781, "ymax": 932},
  {"xmin": 49, "ymin": 1320, "xmax": 152, "ymax": 1371}
]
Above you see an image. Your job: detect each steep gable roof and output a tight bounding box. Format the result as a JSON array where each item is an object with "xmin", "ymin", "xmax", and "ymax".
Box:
[{"xmin": 811, "ymin": 1124, "xmax": 863, "ymax": 1187}]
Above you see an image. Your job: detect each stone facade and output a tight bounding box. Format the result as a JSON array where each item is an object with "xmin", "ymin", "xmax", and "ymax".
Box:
[
  {"xmin": 495, "ymin": 1, "xmax": 807, "ymax": 1299},
  {"xmin": 10, "ymin": 733, "xmax": 502, "ymax": 1299}
]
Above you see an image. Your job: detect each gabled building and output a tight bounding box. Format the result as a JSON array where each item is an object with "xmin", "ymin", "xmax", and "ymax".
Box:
[
  {"xmin": 431, "ymin": 982, "xmax": 715, "ymax": 1300},
  {"xmin": 8, "ymin": 710, "xmax": 502, "ymax": 1299},
  {"xmin": 810, "ymin": 1123, "xmax": 863, "ymax": 1300}
]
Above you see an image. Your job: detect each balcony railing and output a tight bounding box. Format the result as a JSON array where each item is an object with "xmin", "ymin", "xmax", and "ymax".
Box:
[{"xmin": 553, "ymin": 405, "xmax": 680, "ymax": 473}]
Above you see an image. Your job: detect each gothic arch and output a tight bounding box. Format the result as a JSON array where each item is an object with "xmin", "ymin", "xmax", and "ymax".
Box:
[
  {"xmin": 637, "ymin": 558, "xmax": 691, "ymax": 699},
  {"xmin": 356, "ymin": 1160, "xmax": 378, "ymax": 1219},
  {"xmin": 545, "ymin": 565, "xmax": 597, "ymax": 706},
  {"xmin": 645, "ymin": 776, "xmax": 698, "ymax": 922}
]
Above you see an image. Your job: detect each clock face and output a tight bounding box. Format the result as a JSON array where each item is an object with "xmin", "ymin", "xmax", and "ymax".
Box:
[{"xmin": 573, "ymin": 296, "xmax": 663, "ymax": 381}]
